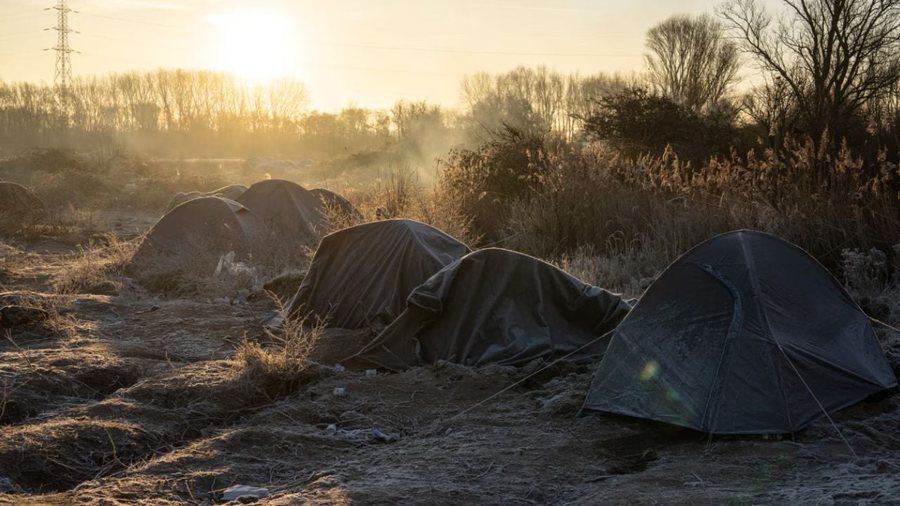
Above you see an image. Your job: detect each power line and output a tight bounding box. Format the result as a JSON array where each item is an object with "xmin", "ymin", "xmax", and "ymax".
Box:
[
  {"xmin": 77, "ymin": 11, "xmax": 178, "ymax": 29},
  {"xmin": 306, "ymin": 39, "xmax": 640, "ymax": 58},
  {"xmin": 2, "ymin": 11, "xmax": 47, "ymax": 22},
  {"xmin": 0, "ymin": 32, "xmax": 46, "ymax": 41},
  {"xmin": 72, "ymin": 10, "xmax": 640, "ymax": 58}
]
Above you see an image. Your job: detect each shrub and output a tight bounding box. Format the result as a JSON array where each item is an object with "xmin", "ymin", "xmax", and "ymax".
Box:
[
  {"xmin": 500, "ymin": 136, "xmax": 899, "ymax": 294},
  {"xmin": 235, "ymin": 306, "xmax": 323, "ymax": 399},
  {"xmin": 437, "ymin": 125, "xmax": 557, "ymax": 242},
  {"xmin": 581, "ymin": 87, "xmax": 740, "ymax": 162}
]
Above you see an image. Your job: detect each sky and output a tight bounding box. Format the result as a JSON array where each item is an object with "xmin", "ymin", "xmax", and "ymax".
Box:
[{"xmin": 0, "ymin": 0, "xmax": 773, "ymax": 111}]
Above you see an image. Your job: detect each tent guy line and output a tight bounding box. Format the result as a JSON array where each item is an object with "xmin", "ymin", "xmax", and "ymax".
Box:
[{"xmin": 442, "ymin": 328, "xmax": 617, "ymax": 425}]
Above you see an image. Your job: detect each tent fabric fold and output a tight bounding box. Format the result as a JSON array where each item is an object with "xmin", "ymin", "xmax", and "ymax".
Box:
[
  {"xmin": 582, "ymin": 230, "xmax": 897, "ymax": 434},
  {"xmin": 349, "ymin": 248, "xmax": 631, "ymax": 370}
]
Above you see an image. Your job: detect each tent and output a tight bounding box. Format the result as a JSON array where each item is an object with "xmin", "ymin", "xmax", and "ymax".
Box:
[
  {"xmin": 283, "ymin": 219, "xmax": 470, "ymax": 331},
  {"xmin": 310, "ymin": 188, "xmax": 362, "ymax": 222},
  {"xmin": 164, "ymin": 184, "xmax": 248, "ymax": 213},
  {"xmin": 582, "ymin": 230, "xmax": 897, "ymax": 434},
  {"xmin": 0, "ymin": 182, "xmax": 46, "ymax": 227},
  {"xmin": 129, "ymin": 196, "xmax": 265, "ymax": 276},
  {"xmin": 237, "ymin": 180, "xmax": 326, "ymax": 246},
  {"xmin": 350, "ymin": 248, "xmax": 632, "ymax": 370}
]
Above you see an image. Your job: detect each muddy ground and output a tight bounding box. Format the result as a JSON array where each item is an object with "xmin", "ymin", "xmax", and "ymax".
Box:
[{"xmin": 0, "ymin": 220, "xmax": 899, "ymax": 505}]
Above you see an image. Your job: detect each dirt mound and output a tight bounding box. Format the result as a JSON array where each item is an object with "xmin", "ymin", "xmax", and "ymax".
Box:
[{"xmin": 0, "ymin": 182, "xmax": 46, "ymax": 232}]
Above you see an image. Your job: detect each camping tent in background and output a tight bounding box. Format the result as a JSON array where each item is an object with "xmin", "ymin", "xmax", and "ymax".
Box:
[
  {"xmin": 582, "ymin": 230, "xmax": 897, "ymax": 434},
  {"xmin": 129, "ymin": 196, "xmax": 266, "ymax": 277},
  {"xmin": 350, "ymin": 248, "xmax": 632, "ymax": 370},
  {"xmin": 310, "ymin": 188, "xmax": 362, "ymax": 223},
  {"xmin": 283, "ymin": 219, "xmax": 470, "ymax": 331},
  {"xmin": 0, "ymin": 181, "xmax": 46, "ymax": 228},
  {"xmin": 164, "ymin": 184, "xmax": 249, "ymax": 213},
  {"xmin": 237, "ymin": 180, "xmax": 326, "ymax": 247}
]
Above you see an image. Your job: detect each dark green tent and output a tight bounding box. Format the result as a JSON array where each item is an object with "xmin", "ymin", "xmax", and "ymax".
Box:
[{"xmin": 582, "ymin": 230, "xmax": 897, "ymax": 434}]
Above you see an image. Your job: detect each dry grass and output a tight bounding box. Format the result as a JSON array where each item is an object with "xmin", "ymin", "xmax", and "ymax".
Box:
[
  {"xmin": 341, "ymin": 167, "xmax": 478, "ymax": 245},
  {"xmin": 319, "ymin": 199, "xmax": 365, "ymax": 233},
  {"xmin": 0, "ymin": 242, "xmax": 23, "ymax": 288},
  {"xmin": 52, "ymin": 235, "xmax": 138, "ymax": 295},
  {"xmin": 235, "ymin": 298, "xmax": 325, "ymax": 399},
  {"xmin": 0, "ymin": 417, "xmax": 160, "ymax": 493},
  {"xmin": 842, "ymin": 245, "xmax": 900, "ymax": 324},
  {"xmin": 428, "ymin": 136, "xmax": 899, "ymax": 286},
  {"xmin": 1, "ymin": 291, "xmax": 80, "ymax": 341}
]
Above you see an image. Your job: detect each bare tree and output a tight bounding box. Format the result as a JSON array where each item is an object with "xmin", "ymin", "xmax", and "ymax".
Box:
[
  {"xmin": 720, "ymin": 0, "xmax": 900, "ymax": 141},
  {"xmin": 645, "ymin": 14, "xmax": 740, "ymax": 112}
]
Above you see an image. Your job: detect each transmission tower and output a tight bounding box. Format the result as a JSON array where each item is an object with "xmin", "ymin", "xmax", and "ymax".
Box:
[{"xmin": 45, "ymin": 0, "xmax": 78, "ymax": 91}]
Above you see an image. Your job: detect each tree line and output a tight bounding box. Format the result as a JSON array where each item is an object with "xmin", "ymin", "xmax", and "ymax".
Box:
[{"xmin": 1, "ymin": 0, "xmax": 898, "ymax": 165}]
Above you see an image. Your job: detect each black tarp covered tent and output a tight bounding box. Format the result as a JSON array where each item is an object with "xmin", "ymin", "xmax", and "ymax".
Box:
[
  {"xmin": 129, "ymin": 196, "xmax": 265, "ymax": 275},
  {"xmin": 582, "ymin": 230, "xmax": 897, "ymax": 434},
  {"xmin": 350, "ymin": 248, "xmax": 631, "ymax": 370},
  {"xmin": 237, "ymin": 180, "xmax": 326, "ymax": 246},
  {"xmin": 284, "ymin": 219, "xmax": 470, "ymax": 331}
]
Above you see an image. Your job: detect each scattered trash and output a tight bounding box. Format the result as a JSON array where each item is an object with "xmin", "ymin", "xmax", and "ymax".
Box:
[
  {"xmin": 370, "ymin": 427, "xmax": 401, "ymax": 444},
  {"xmin": 234, "ymin": 288, "xmax": 251, "ymax": 305},
  {"xmin": 322, "ymin": 425, "xmax": 400, "ymax": 445},
  {"xmin": 221, "ymin": 484, "xmax": 269, "ymax": 502},
  {"xmin": 262, "ymin": 312, "xmax": 283, "ymax": 329},
  {"xmin": 215, "ymin": 251, "xmax": 257, "ymax": 278},
  {"xmin": 333, "ymin": 387, "xmax": 346, "ymax": 397}
]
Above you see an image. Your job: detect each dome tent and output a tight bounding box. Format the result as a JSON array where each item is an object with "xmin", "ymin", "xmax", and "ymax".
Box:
[
  {"xmin": 581, "ymin": 230, "xmax": 897, "ymax": 434},
  {"xmin": 350, "ymin": 248, "xmax": 632, "ymax": 371},
  {"xmin": 283, "ymin": 219, "xmax": 470, "ymax": 332},
  {"xmin": 236, "ymin": 180, "xmax": 326, "ymax": 246},
  {"xmin": 164, "ymin": 184, "xmax": 249, "ymax": 213},
  {"xmin": 0, "ymin": 182, "xmax": 46, "ymax": 228},
  {"xmin": 310, "ymin": 188, "xmax": 361, "ymax": 221},
  {"xmin": 129, "ymin": 196, "xmax": 266, "ymax": 278}
]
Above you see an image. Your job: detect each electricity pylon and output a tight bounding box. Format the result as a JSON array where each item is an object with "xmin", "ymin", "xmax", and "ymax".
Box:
[{"xmin": 44, "ymin": 0, "xmax": 78, "ymax": 91}]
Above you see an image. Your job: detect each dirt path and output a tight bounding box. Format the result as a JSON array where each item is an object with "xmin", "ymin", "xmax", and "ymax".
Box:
[{"xmin": 0, "ymin": 239, "xmax": 898, "ymax": 505}]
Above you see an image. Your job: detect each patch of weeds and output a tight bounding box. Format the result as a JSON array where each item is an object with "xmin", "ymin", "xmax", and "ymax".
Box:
[
  {"xmin": 236, "ymin": 298, "xmax": 325, "ymax": 399},
  {"xmin": 52, "ymin": 235, "xmax": 137, "ymax": 295}
]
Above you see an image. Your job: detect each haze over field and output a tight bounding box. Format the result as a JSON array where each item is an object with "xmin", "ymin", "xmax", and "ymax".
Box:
[{"xmin": 1, "ymin": 0, "xmax": 777, "ymax": 110}]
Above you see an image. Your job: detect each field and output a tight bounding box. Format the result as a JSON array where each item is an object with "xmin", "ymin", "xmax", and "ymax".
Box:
[{"xmin": 0, "ymin": 151, "xmax": 899, "ymax": 505}]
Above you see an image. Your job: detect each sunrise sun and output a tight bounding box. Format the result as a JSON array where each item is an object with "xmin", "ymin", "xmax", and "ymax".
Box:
[{"xmin": 207, "ymin": 10, "xmax": 296, "ymax": 84}]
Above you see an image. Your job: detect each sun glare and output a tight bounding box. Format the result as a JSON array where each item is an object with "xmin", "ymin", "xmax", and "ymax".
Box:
[{"xmin": 207, "ymin": 10, "xmax": 296, "ymax": 85}]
